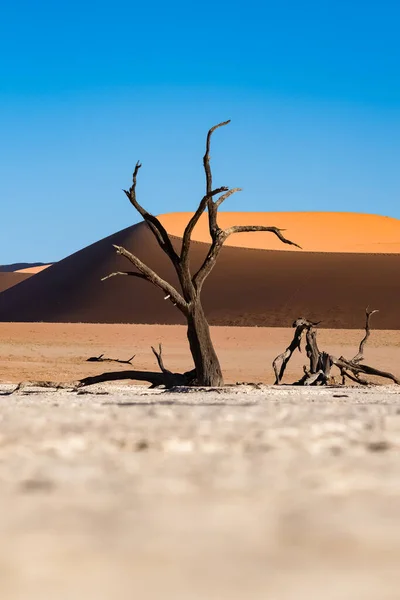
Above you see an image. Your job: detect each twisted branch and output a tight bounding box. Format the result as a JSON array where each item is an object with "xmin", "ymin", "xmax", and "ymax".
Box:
[
  {"xmin": 273, "ymin": 318, "xmax": 313, "ymax": 384},
  {"xmin": 180, "ymin": 186, "xmax": 228, "ymax": 266},
  {"xmin": 352, "ymin": 308, "xmax": 379, "ymax": 363},
  {"xmin": 108, "ymin": 245, "xmax": 187, "ymax": 312},
  {"xmin": 194, "ymin": 224, "xmax": 300, "ymax": 291},
  {"xmin": 204, "ymin": 120, "xmax": 231, "ymax": 236},
  {"xmin": 123, "ymin": 161, "xmax": 180, "ymax": 267}
]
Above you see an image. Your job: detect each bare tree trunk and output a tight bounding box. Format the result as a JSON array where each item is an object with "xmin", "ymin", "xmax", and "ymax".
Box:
[{"xmin": 187, "ymin": 302, "xmax": 223, "ymax": 386}]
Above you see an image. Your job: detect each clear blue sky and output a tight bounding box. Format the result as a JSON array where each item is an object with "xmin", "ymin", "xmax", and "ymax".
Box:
[{"xmin": 1, "ymin": 0, "xmax": 400, "ymax": 263}]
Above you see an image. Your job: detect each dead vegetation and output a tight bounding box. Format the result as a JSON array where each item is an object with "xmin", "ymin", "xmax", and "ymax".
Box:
[
  {"xmin": 273, "ymin": 309, "xmax": 400, "ymax": 386},
  {"xmin": 99, "ymin": 120, "xmax": 299, "ymax": 387},
  {"xmin": 3, "ymin": 309, "xmax": 398, "ymax": 395}
]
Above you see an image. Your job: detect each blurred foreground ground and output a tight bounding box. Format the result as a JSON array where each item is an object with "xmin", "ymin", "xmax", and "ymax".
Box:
[{"xmin": 0, "ymin": 383, "xmax": 400, "ymax": 600}]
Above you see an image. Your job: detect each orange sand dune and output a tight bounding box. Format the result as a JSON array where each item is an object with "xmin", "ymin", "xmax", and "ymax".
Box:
[
  {"xmin": 0, "ymin": 264, "xmax": 51, "ymax": 293},
  {"xmin": 0, "ymin": 211, "xmax": 400, "ymax": 328},
  {"xmin": 159, "ymin": 211, "xmax": 400, "ymax": 253},
  {"xmin": 0, "ymin": 272, "xmax": 32, "ymax": 293},
  {"xmin": 15, "ymin": 264, "xmax": 52, "ymax": 274},
  {"xmin": 0, "ymin": 262, "xmax": 49, "ymax": 273}
]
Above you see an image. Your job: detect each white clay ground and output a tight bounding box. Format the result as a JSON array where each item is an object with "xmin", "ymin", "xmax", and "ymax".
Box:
[{"xmin": 0, "ymin": 383, "xmax": 400, "ymax": 600}]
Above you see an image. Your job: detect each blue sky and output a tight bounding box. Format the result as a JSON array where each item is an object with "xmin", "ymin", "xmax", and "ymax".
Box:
[{"xmin": 1, "ymin": 0, "xmax": 399, "ymax": 263}]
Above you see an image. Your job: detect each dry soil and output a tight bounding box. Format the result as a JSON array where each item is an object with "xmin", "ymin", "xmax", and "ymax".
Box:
[{"xmin": 0, "ymin": 384, "xmax": 399, "ymax": 600}]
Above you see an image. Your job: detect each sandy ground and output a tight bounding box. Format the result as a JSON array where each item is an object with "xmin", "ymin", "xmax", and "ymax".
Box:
[
  {"xmin": 0, "ymin": 383, "xmax": 400, "ymax": 599},
  {"xmin": 1, "ymin": 322, "xmax": 400, "ymax": 385}
]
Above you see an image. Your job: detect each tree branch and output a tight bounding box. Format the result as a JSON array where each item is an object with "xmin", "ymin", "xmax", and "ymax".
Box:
[
  {"xmin": 333, "ymin": 357, "xmax": 400, "ymax": 385},
  {"xmin": 214, "ymin": 187, "xmax": 242, "ymax": 208},
  {"xmin": 195, "ymin": 120, "xmax": 300, "ymax": 291},
  {"xmin": 123, "ymin": 161, "xmax": 180, "ymax": 267},
  {"xmin": 204, "ymin": 121, "xmax": 231, "ymax": 194},
  {"xmin": 101, "ymin": 271, "xmax": 147, "ymax": 281},
  {"xmin": 192, "ymin": 231, "xmax": 225, "ymax": 291},
  {"xmin": 352, "ymin": 307, "xmax": 379, "ymax": 363},
  {"xmin": 203, "ymin": 121, "xmax": 231, "ymax": 237},
  {"xmin": 223, "ymin": 225, "xmax": 302, "ymax": 248},
  {"xmin": 86, "ymin": 353, "xmax": 136, "ymax": 365},
  {"xmin": 110, "ymin": 244, "xmax": 187, "ymax": 312},
  {"xmin": 151, "ymin": 344, "xmax": 171, "ymax": 374},
  {"xmin": 193, "ymin": 224, "xmax": 300, "ymax": 291},
  {"xmin": 180, "ymin": 186, "xmax": 228, "ymax": 266},
  {"xmin": 77, "ymin": 370, "xmax": 167, "ymax": 388}
]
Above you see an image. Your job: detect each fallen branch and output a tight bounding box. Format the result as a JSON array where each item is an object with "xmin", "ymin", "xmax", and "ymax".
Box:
[
  {"xmin": 333, "ymin": 356, "xmax": 400, "ymax": 385},
  {"xmin": 77, "ymin": 367, "xmax": 197, "ymax": 390},
  {"xmin": 86, "ymin": 353, "xmax": 136, "ymax": 365},
  {"xmin": 3, "ymin": 345, "xmax": 197, "ymax": 394},
  {"xmin": 2, "ymin": 381, "xmax": 75, "ymax": 394},
  {"xmin": 79, "ymin": 344, "xmax": 197, "ymax": 389}
]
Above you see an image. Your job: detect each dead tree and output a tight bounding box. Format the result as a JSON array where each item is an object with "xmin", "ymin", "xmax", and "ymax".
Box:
[
  {"xmin": 97, "ymin": 120, "xmax": 299, "ymax": 387},
  {"xmin": 273, "ymin": 309, "xmax": 400, "ymax": 386}
]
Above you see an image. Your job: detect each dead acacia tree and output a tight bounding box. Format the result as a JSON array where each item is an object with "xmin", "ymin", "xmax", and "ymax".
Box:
[
  {"xmin": 89, "ymin": 120, "xmax": 299, "ymax": 388},
  {"xmin": 273, "ymin": 309, "xmax": 400, "ymax": 386}
]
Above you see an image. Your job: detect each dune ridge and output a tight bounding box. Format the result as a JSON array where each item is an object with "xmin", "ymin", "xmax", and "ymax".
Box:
[
  {"xmin": 0, "ymin": 262, "xmax": 50, "ymax": 273},
  {"xmin": 0, "ymin": 211, "xmax": 399, "ymax": 328},
  {"xmin": 158, "ymin": 211, "xmax": 400, "ymax": 253},
  {"xmin": 15, "ymin": 264, "xmax": 52, "ymax": 274}
]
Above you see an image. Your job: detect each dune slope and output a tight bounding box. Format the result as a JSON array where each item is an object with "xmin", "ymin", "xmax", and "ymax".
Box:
[
  {"xmin": 0, "ymin": 272, "xmax": 32, "ymax": 294},
  {"xmin": 0, "ymin": 214, "xmax": 399, "ymax": 328}
]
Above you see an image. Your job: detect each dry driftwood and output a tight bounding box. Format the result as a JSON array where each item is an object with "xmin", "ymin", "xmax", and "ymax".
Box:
[
  {"xmin": 273, "ymin": 309, "xmax": 400, "ymax": 386},
  {"xmin": 79, "ymin": 343, "xmax": 196, "ymax": 390},
  {"xmin": 273, "ymin": 318, "xmax": 320, "ymax": 384},
  {"xmin": 86, "ymin": 353, "xmax": 136, "ymax": 365}
]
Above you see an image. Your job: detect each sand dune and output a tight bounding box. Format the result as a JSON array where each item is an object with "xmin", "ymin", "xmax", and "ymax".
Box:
[
  {"xmin": 0, "ymin": 272, "xmax": 32, "ymax": 294},
  {"xmin": 0, "ymin": 264, "xmax": 51, "ymax": 293},
  {"xmin": 0, "ymin": 212, "xmax": 399, "ymax": 328},
  {"xmin": 0, "ymin": 262, "xmax": 49, "ymax": 273},
  {"xmin": 159, "ymin": 211, "xmax": 400, "ymax": 252},
  {"xmin": 15, "ymin": 264, "xmax": 51, "ymax": 274}
]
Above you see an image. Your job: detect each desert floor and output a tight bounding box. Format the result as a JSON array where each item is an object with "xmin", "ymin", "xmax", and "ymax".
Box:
[
  {"xmin": 1, "ymin": 324, "xmax": 400, "ymax": 600},
  {"xmin": 1, "ymin": 322, "xmax": 400, "ymax": 384}
]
